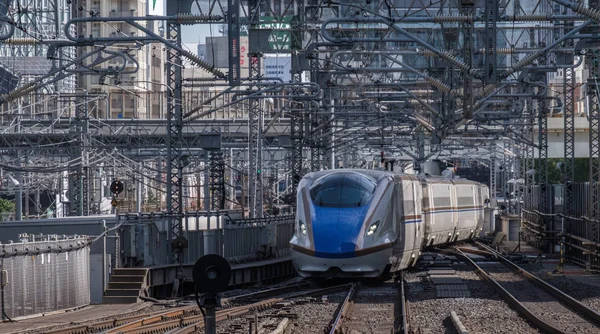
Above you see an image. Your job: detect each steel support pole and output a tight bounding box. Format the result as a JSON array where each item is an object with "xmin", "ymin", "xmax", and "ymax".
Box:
[
  {"xmin": 69, "ymin": 94, "xmax": 88, "ymax": 216},
  {"xmin": 165, "ymin": 0, "xmax": 186, "ymax": 264},
  {"xmin": 588, "ymin": 0, "xmax": 600, "ymax": 270},
  {"xmin": 209, "ymin": 151, "xmax": 225, "ymax": 210},
  {"xmin": 204, "ymin": 153, "xmax": 210, "ymax": 211},
  {"xmin": 524, "ymin": 95, "xmax": 535, "ymax": 211},
  {"xmin": 136, "ymin": 164, "xmax": 142, "ymax": 213},
  {"xmin": 248, "ymin": 0, "xmax": 263, "ymax": 218},
  {"xmin": 247, "ymin": 53, "xmax": 262, "ymax": 218},
  {"xmin": 102, "ymin": 219, "xmax": 107, "ymax": 293},
  {"xmin": 490, "ymin": 151, "xmax": 496, "ymax": 200},
  {"xmin": 461, "ymin": 1, "xmax": 474, "ymax": 119},
  {"xmin": 562, "ymin": 51, "xmax": 575, "ymax": 217},
  {"xmin": 484, "ymin": 0, "xmax": 498, "ymax": 85},
  {"xmin": 330, "ymin": 98, "xmax": 335, "ymax": 169},
  {"xmin": 290, "ymin": 53, "xmax": 304, "ymax": 200},
  {"xmin": 537, "ymin": 77, "xmax": 549, "ymax": 252}
]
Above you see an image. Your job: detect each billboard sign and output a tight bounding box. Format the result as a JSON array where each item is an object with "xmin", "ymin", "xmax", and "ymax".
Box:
[
  {"xmin": 264, "ymin": 55, "xmax": 291, "ymax": 82},
  {"xmin": 240, "ymin": 16, "xmax": 299, "ymax": 52}
]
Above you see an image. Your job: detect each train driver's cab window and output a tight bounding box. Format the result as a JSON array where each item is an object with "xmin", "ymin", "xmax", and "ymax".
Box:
[{"xmin": 310, "ymin": 172, "xmax": 377, "ymax": 207}]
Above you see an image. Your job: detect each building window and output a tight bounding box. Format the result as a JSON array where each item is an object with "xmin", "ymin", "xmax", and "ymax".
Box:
[{"xmin": 111, "ymin": 96, "xmax": 122, "ymax": 108}]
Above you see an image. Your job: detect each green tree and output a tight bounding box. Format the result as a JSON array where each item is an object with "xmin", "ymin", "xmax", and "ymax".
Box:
[
  {"xmin": 535, "ymin": 158, "xmax": 593, "ymax": 184},
  {"xmin": 0, "ymin": 197, "xmax": 15, "ymax": 214}
]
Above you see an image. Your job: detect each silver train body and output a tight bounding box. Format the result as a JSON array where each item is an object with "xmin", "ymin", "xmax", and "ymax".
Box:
[{"xmin": 290, "ymin": 169, "xmax": 489, "ymax": 278}]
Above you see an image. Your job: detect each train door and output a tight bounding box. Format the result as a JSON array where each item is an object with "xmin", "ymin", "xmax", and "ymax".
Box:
[
  {"xmin": 450, "ymin": 182, "xmax": 458, "ymax": 242},
  {"xmin": 412, "ymin": 179, "xmax": 424, "ymax": 249},
  {"xmin": 421, "ymin": 181, "xmax": 431, "ymax": 245},
  {"xmin": 392, "ymin": 176, "xmax": 400, "ymax": 241},
  {"xmin": 476, "ymin": 184, "xmax": 485, "ymax": 231},
  {"xmin": 473, "ymin": 185, "xmax": 480, "ymax": 232}
]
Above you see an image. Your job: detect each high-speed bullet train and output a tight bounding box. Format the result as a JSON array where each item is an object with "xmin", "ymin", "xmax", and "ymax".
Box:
[{"xmin": 290, "ymin": 169, "xmax": 489, "ymax": 278}]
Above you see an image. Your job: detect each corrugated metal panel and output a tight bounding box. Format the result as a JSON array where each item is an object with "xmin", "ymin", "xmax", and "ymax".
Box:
[{"xmin": 1, "ymin": 236, "xmax": 90, "ymax": 319}]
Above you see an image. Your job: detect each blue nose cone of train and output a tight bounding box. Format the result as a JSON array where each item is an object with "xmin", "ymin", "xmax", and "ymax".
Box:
[{"xmin": 311, "ymin": 205, "xmax": 370, "ymax": 258}]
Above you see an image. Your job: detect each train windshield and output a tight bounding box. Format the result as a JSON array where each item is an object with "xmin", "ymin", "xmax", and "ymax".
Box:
[{"xmin": 310, "ymin": 172, "xmax": 377, "ymax": 208}]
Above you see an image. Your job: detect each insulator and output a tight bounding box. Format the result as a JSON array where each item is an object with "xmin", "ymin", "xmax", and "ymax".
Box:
[
  {"xmin": 181, "ymin": 50, "xmax": 227, "ymax": 79},
  {"xmin": 440, "ymin": 51, "xmax": 471, "ymax": 73},
  {"xmin": 507, "ymin": 15, "xmax": 550, "ymax": 22},
  {"xmin": 478, "ymin": 48, "xmax": 514, "ymax": 55},
  {"xmin": 481, "ymin": 84, "xmax": 498, "ymax": 97},
  {"xmin": 575, "ymin": 4, "xmax": 600, "ymax": 21},
  {"xmin": 4, "ymin": 38, "xmax": 37, "ymax": 45},
  {"xmin": 418, "ymin": 49, "xmax": 438, "ymax": 57},
  {"xmin": 419, "ymin": 48, "xmax": 474, "ymax": 76},
  {"xmin": 425, "ymin": 77, "xmax": 451, "ymax": 94},
  {"xmin": 0, "ymin": 82, "xmax": 37, "ymax": 103},
  {"xmin": 433, "ymin": 15, "xmax": 473, "ymax": 23},
  {"xmin": 176, "ymin": 14, "xmax": 223, "ymax": 24}
]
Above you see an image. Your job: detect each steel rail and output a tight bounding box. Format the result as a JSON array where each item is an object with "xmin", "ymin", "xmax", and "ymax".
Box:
[
  {"xmin": 105, "ymin": 282, "xmax": 314, "ymax": 333},
  {"xmin": 43, "ymin": 307, "xmax": 197, "ymax": 334},
  {"xmin": 398, "ymin": 272, "xmax": 409, "ymax": 334},
  {"xmin": 168, "ymin": 284, "xmax": 353, "ymax": 334},
  {"xmin": 453, "ymin": 247, "xmax": 564, "ymax": 334},
  {"xmin": 473, "ymin": 241, "xmax": 600, "ymax": 327},
  {"xmin": 327, "ymin": 282, "xmax": 358, "ymax": 334},
  {"xmin": 41, "ymin": 281, "xmax": 310, "ymax": 334}
]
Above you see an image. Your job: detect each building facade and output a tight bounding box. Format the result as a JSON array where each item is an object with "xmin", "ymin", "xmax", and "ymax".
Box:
[{"xmin": 77, "ymin": 0, "xmax": 165, "ymax": 119}]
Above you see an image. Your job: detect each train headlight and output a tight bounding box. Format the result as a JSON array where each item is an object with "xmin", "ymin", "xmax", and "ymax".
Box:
[
  {"xmin": 366, "ymin": 220, "xmax": 380, "ymax": 236},
  {"xmin": 298, "ymin": 220, "xmax": 307, "ymax": 236}
]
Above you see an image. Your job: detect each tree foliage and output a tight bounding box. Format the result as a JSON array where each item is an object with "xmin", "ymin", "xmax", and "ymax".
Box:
[
  {"xmin": 535, "ymin": 158, "xmax": 591, "ymax": 184},
  {"xmin": 0, "ymin": 197, "xmax": 14, "ymax": 214}
]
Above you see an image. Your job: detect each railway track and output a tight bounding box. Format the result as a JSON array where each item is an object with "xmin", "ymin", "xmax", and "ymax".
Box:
[
  {"xmin": 324, "ymin": 276, "xmax": 408, "ymax": 334},
  {"xmin": 39, "ymin": 281, "xmax": 312, "ymax": 334},
  {"xmin": 130, "ymin": 283, "xmax": 351, "ymax": 334},
  {"xmin": 397, "ymin": 272, "xmax": 409, "ymax": 334},
  {"xmin": 455, "ymin": 242, "xmax": 600, "ymax": 334},
  {"xmin": 326, "ymin": 282, "xmax": 358, "ymax": 334}
]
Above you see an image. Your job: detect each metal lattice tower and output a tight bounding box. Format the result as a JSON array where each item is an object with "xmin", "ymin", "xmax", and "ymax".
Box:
[
  {"xmin": 563, "ymin": 65, "xmax": 575, "ymax": 215},
  {"xmin": 460, "ymin": 1, "xmax": 474, "ymax": 119},
  {"xmin": 588, "ymin": 0, "xmax": 600, "ymax": 247},
  {"xmin": 290, "ymin": 52, "xmax": 304, "ymax": 199},
  {"xmin": 0, "ymin": 0, "xmax": 72, "ymax": 57},
  {"xmin": 165, "ymin": 0, "xmax": 185, "ymax": 263},
  {"xmin": 490, "ymin": 152, "xmax": 496, "ymax": 200},
  {"xmin": 562, "ymin": 8, "xmax": 576, "ymax": 216},
  {"xmin": 247, "ymin": 0, "xmax": 262, "ymax": 218},
  {"xmin": 484, "ymin": 0, "xmax": 498, "ymax": 86},
  {"xmin": 523, "ymin": 95, "xmax": 535, "ymax": 211},
  {"xmin": 68, "ymin": 94, "xmax": 89, "ymax": 216},
  {"xmin": 210, "ymin": 150, "xmax": 225, "ymax": 210},
  {"xmin": 537, "ymin": 68, "xmax": 550, "ymax": 251}
]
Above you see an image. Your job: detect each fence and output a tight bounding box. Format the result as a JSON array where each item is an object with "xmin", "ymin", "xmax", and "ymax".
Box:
[
  {"xmin": 223, "ymin": 215, "xmax": 294, "ymax": 263},
  {"xmin": 522, "ymin": 182, "xmax": 600, "ymax": 272},
  {"xmin": 0, "ymin": 235, "xmax": 91, "ymax": 320},
  {"xmin": 118, "ymin": 211, "xmax": 295, "ymax": 267}
]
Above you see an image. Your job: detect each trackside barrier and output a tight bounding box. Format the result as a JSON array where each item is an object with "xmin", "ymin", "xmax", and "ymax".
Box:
[
  {"xmin": 522, "ymin": 182, "xmax": 600, "ymax": 272},
  {"xmin": 118, "ymin": 211, "xmax": 295, "ymax": 267},
  {"xmin": 0, "ymin": 235, "xmax": 91, "ymax": 319}
]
